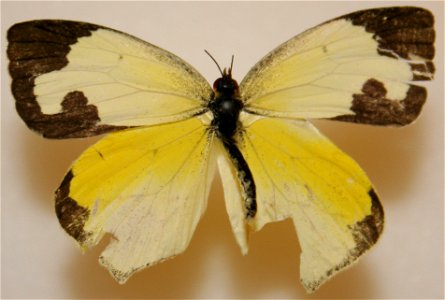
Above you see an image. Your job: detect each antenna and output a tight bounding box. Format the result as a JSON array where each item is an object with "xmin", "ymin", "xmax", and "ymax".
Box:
[
  {"xmin": 204, "ymin": 50, "xmax": 223, "ymax": 76},
  {"xmin": 229, "ymin": 54, "xmax": 234, "ymax": 75}
]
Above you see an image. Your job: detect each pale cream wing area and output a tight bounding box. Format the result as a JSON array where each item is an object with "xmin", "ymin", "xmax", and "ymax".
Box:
[
  {"xmin": 240, "ymin": 7, "xmax": 435, "ymax": 126},
  {"xmin": 216, "ymin": 142, "xmax": 250, "ymax": 255},
  {"xmin": 7, "ymin": 20, "xmax": 212, "ymax": 138},
  {"xmin": 231, "ymin": 117, "xmax": 383, "ymax": 292},
  {"xmin": 55, "ymin": 118, "xmax": 216, "ymax": 282}
]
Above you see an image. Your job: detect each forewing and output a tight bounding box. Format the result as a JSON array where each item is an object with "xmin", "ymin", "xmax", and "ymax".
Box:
[
  {"xmin": 232, "ymin": 117, "xmax": 383, "ymax": 292},
  {"xmin": 7, "ymin": 20, "xmax": 212, "ymax": 138},
  {"xmin": 240, "ymin": 7, "xmax": 435, "ymax": 126},
  {"xmin": 55, "ymin": 118, "xmax": 216, "ymax": 282}
]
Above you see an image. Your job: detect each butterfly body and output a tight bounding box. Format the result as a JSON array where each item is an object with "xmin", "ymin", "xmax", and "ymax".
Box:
[
  {"xmin": 6, "ymin": 6, "xmax": 435, "ymax": 292},
  {"xmin": 208, "ymin": 71, "xmax": 257, "ymax": 218}
]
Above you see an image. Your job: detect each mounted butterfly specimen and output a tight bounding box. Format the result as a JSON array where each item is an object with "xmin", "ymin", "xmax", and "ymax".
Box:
[{"xmin": 6, "ymin": 7, "xmax": 435, "ymax": 292}]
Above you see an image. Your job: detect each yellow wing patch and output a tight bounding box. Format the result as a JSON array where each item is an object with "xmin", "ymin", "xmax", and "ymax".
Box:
[
  {"xmin": 231, "ymin": 117, "xmax": 383, "ymax": 291},
  {"xmin": 55, "ymin": 118, "xmax": 216, "ymax": 282}
]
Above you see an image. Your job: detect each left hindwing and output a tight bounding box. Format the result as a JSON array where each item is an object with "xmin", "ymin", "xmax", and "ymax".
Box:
[
  {"xmin": 240, "ymin": 7, "xmax": 435, "ymax": 126},
  {"xmin": 7, "ymin": 20, "xmax": 212, "ymax": 138}
]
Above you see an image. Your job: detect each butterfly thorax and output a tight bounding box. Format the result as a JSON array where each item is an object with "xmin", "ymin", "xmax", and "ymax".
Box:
[{"xmin": 209, "ymin": 73, "xmax": 243, "ymax": 139}]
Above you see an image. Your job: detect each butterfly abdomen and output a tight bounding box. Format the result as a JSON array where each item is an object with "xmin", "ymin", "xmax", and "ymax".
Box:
[
  {"xmin": 210, "ymin": 73, "xmax": 257, "ymax": 218},
  {"xmin": 222, "ymin": 140, "xmax": 257, "ymax": 219}
]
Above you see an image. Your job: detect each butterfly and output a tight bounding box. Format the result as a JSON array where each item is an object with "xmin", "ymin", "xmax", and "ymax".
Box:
[{"xmin": 6, "ymin": 6, "xmax": 435, "ymax": 292}]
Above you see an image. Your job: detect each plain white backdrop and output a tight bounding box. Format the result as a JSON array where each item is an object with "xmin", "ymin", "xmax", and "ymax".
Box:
[{"xmin": 1, "ymin": 1, "xmax": 444, "ymax": 298}]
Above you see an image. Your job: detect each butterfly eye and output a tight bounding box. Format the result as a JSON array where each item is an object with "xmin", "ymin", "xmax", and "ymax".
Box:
[{"xmin": 213, "ymin": 78, "xmax": 222, "ymax": 91}]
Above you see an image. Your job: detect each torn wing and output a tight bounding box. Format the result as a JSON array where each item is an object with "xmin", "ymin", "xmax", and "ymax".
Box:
[
  {"xmin": 55, "ymin": 118, "xmax": 216, "ymax": 282},
  {"xmin": 240, "ymin": 7, "xmax": 435, "ymax": 126},
  {"xmin": 7, "ymin": 20, "xmax": 212, "ymax": 138},
  {"xmin": 231, "ymin": 117, "xmax": 383, "ymax": 292}
]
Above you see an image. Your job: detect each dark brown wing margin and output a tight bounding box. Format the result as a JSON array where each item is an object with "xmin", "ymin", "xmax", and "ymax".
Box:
[
  {"xmin": 7, "ymin": 20, "xmax": 128, "ymax": 138},
  {"xmin": 331, "ymin": 7, "xmax": 435, "ymax": 126}
]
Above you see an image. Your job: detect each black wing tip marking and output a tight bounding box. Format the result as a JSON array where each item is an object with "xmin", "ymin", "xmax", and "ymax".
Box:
[
  {"xmin": 411, "ymin": 61, "xmax": 435, "ymax": 81},
  {"xmin": 352, "ymin": 188, "xmax": 385, "ymax": 251},
  {"xmin": 15, "ymin": 89, "xmax": 128, "ymax": 139},
  {"xmin": 55, "ymin": 170, "xmax": 91, "ymax": 244},
  {"xmin": 7, "ymin": 20, "xmax": 101, "ymax": 64},
  {"xmin": 331, "ymin": 7, "xmax": 435, "ymax": 127},
  {"xmin": 303, "ymin": 188, "xmax": 384, "ymax": 293},
  {"xmin": 7, "ymin": 20, "xmax": 101, "ymax": 69},
  {"xmin": 340, "ymin": 7, "xmax": 435, "ymax": 61},
  {"xmin": 339, "ymin": 7, "xmax": 436, "ymax": 126},
  {"xmin": 332, "ymin": 78, "xmax": 427, "ymax": 126},
  {"xmin": 7, "ymin": 20, "xmax": 128, "ymax": 138},
  {"xmin": 7, "ymin": 20, "xmax": 101, "ymax": 43}
]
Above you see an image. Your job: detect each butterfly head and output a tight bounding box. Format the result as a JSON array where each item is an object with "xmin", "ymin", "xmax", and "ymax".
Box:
[
  {"xmin": 212, "ymin": 68, "xmax": 239, "ymax": 97},
  {"xmin": 205, "ymin": 50, "xmax": 240, "ymax": 97}
]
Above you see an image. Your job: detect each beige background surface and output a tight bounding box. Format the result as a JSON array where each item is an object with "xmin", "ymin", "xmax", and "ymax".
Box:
[{"xmin": 1, "ymin": 1, "xmax": 444, "ymax": 298}]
